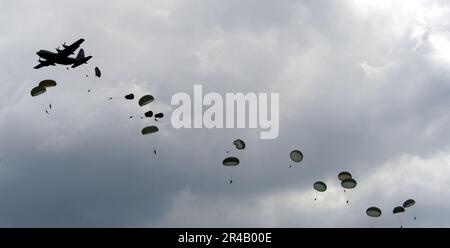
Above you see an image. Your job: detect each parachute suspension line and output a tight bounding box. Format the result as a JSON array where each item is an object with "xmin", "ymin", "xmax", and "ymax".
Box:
[
  {"xmin": 108, "ymin": 96, "xmax": 124, "ymax": 100},
  {"xmin": 223, "ymin": 155, "xmax": 239, "ymax": 185},
  {"xmin": 43, "ymin": 104, "xmax": 49, "ymax": 115},
  {"xmin": 36, "ymin": 100, "xmax": 49, "ymax": 115},
  {"xmin": 36, "ymin": 93, "xmax": 49, "ymax": 114},
  {"xmin": 397, "ymin": 217, "xmax": 403, "ymax": 228},
  {"xmin": 81, "ymin": 64, "xmax": 95, "ymax": 93},
  {"xmin": 44, "ymin": 92, "xmax": 52, "ymax": 111},
  {"xmin": 229, "ymin": 162, "xmax": 239, "ymax": 184},
  {"xmin": 342, "ymin": 189, "xmax": 349, "ymax": 204},
  {"xmin": 313, "ymin": 181, "xmax": 327, "ymax": 201},
  {"xmin": 129, "ymin": 113, "xmax": 143, "ymax": 119},
  {"xmin": 88, "ymin": 77, "xmax": 97, "ymax": 93},
  {"xmin": 89, "ymin": 67, "xmax": 102, "ymax": 93},
  {"xmin": 82, "ymin": 64, "xmax": 90, "ymax": 78}
]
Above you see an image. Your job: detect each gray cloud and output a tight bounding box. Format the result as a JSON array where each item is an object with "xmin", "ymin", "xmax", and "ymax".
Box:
[{"xmin": 0, "ymin": 0, "xmax": 450, "ymax": 227}]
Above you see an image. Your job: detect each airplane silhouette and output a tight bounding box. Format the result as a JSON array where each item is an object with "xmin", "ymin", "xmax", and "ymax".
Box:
[{"xmin": 34, "ymin": 38, "xmax": 92, "ymax": 69}]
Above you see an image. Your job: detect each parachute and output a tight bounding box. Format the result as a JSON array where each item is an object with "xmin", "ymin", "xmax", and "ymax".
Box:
[
  {"xmin": 393, "ymin": 206, "xmax": 406, "ymax": 228},
  {"xmin": 88, "ymin": 67, "xmax": 101, "ymax": 92},
  {"xmin": 403, "ymin": 199, "xmax": 417, "ymax": 221},
  {"xmin": 144, "ymin": 111, "xmax": 154, "ymax": 118},
  {"xmin": 39, "ymin": 79, "xmax": 57, "ymax": 88},
  {"xmin": 109, "ymin": 93, "xmax": 135, "ymax": 100},
  {"xmin": 338, "ymin": 171, "xmax": 352, "ymax": 181},
  {"xmin": 139, "ymin": 95, "xmax": 154, "ymax": 106},
  {"xmin": 31, "ymin": 85, "xmax": 47, "ymax": 97},
  {"xmin": 341, "ymin": 178, "xmax": 357, "ymax": 204},
  {"xmin": 223, "ymin": 156, "xmax": 240, "ymax": 184},
  {"xmin": 233, "ymin": 139, "xmax": 246, "ymax": 150},
  {"xmin": 125, "ymin": 93, "xmax": 135, "ymax": 100},
  {"xmin": 223, "ymin": 157, "xmax": 239, "ymax": 166},
  {"xmin": 141, "ymin": 126, "xmax": 159, "ymax": 135},
  {"xmin": 313, "ymin": 181, "xmax": 327, "ymax": 192},
  {"xmin": 31, "ymin": 80, "xmax": 58, "ymax": 114},
  {"xmin": 403, "ymin": 199, "xmax": 415, "ymax": 208},
  {"xmin": 95, "ymin": 67, "xmax": 101, "ymax": 77},
  {"xmin": 290, "ymin": 150, "xmax": 303, "ymax": 163},
  {"xmin": 366, "ymin": 207, "xmax": 382, "ymax": 217},
  {"xmin": 393, "ymin": 206, "xmax": 405, "ymax": 214},
  {"xmin": 341, "ymin": 178, "xmax": 357, "ymax": 189}
]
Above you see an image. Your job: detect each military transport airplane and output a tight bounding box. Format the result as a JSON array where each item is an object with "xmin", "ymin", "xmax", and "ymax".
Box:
[{"xmin": 34, "ymin": 38, "xmax": 92, "ymax": 69}]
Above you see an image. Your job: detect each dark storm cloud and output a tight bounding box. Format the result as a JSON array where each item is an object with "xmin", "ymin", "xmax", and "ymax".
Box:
[{"xmin": 0, "ymin": 0, "xmax": 450, "ymax": 227}]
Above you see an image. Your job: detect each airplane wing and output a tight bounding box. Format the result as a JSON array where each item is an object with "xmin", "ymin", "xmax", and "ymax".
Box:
[
  {"xmin": 33, "ymin": 60, "xmax": 55, "ymax": 69},
  {"xmin": 56, "ymin": 38, "xmax": 85, "ymax": 58}
]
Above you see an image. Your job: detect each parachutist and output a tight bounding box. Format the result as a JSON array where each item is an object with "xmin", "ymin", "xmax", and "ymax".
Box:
[
  {"xmin": 414, "ymin": 217, "xmax": 416, "ymax": 220},
  {"xmin": 45, "ymin": 110, "xmax": 49, "ymax": 114},
  {"xmin": 49, "ymin": 104, "xmax": 52, "ymax": 109},
  {"xmin": 229, "ymin": 180, "xmax": 233, "ymax": 184},
  {"xmin": 314, "ymin": 198, "xmax": 317, "ymax": 201},
  {"xmin": 154, "ymin": 149, "xmax": 156, "ymax": 155},
  {"xmin": 346, "ymin": 200, "xmax": 349, "ymax": 204}
]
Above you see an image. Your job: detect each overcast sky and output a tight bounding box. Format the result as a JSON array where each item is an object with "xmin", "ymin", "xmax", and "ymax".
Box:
[{"xmin": 0, "ymin": 0, "xmax": 450, "ymax": 227}]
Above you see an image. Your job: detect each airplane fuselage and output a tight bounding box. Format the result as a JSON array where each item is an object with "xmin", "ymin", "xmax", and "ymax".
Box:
[
  {"xmin": 34, "ymin": 39, "xmax": 92, "ymax": 69},
  {"xmin": 37, "ymin": 50, "xmax": 77, "ymax": 65}
]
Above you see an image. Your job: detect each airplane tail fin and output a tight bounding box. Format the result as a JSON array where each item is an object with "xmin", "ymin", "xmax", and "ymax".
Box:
[
  {"xmin": 71, "ymin": 55, "xmax": 92, "ymax": 68},
  {"xmin": 76, "ymin": 49, "xmax": 85, "ymax": 60}
]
